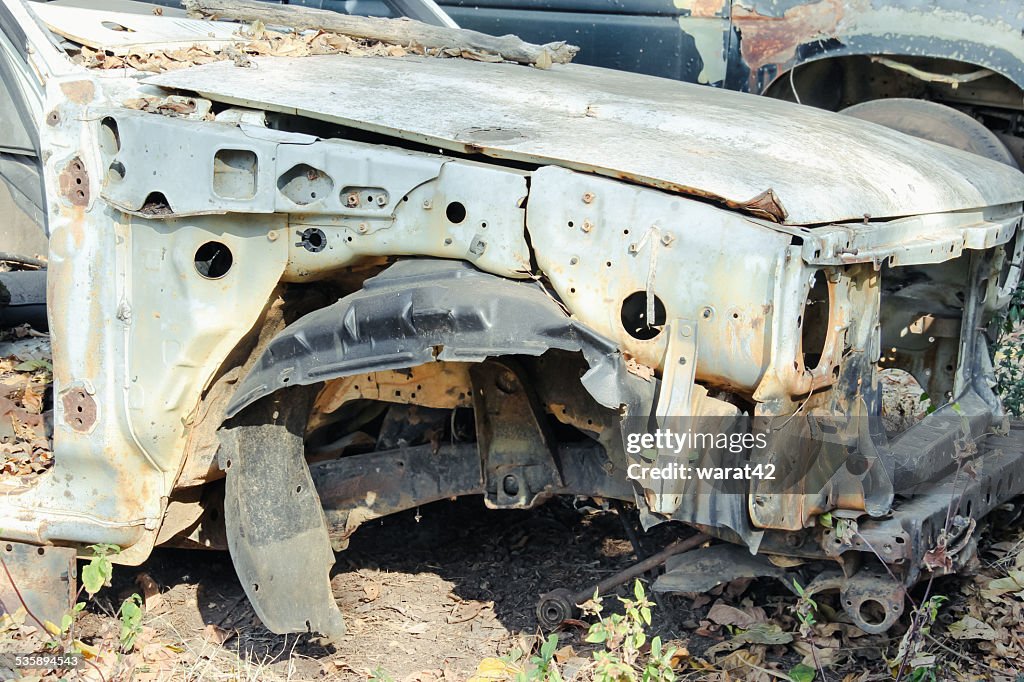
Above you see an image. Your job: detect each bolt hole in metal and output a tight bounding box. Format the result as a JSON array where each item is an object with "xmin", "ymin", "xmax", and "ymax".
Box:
[
  {"xmin": 194, "ymin": 241, "xmax": 233, "ymax": 279},
  {"xmin": 446, "ymin": 201, "xmax": 467, "ymax": 224},
  {"xmin": 298, "ymin": 227, "xmax": 327, "ymax": 253},
  {"xmin": 502, "ymin": 475, "xmax": 519, "ymax": 496},
  {"xmin": 621, "ymin": 291, "xmax": 667, "ymax": 340},
  {"xmin": 858, "ymin": 599, "xmax": 888, "ymax": 627}
]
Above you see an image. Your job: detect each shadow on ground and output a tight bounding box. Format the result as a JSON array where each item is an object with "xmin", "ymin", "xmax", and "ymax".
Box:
[{"xmin": 94, "ymin": 497, "xmax": 699, "ymax": 679}]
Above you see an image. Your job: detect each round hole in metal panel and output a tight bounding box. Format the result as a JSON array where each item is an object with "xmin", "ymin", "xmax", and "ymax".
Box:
[
  {"xmin": 194, "ymin": 241, "xmax": 233, "ymax": 279},
  {"xmin": 446, "ymin": 201, "xmax": 467, "ymax": 224},
  {"xmin": 620, "ymin": 291, "xmax": 666, "ymax": 340}
]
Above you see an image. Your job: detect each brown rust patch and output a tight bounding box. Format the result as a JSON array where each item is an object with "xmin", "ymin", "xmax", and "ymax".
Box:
[
  {"xmin": 60, "ymin": 80, "xmax": 95, "ymax": 104},
  {"xmin": 310, "ymin": 362, "xmax": 473, "ymax": 431},
  {"xmin": 58, "ymin": 157, "xmax": 89, "ymax": 207},
  {"xmin": 732, "ymin": 0, "xmax": 844, "ymax": 73},
  {"xmin": 61, "ymin": 386, "xmax": 97, "ymax": 432}
]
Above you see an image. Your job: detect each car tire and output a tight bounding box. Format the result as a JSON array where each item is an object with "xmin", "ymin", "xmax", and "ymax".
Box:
[{"xmin": 841, "ymin": 98, "xmax": 1018, "ymax": 168}]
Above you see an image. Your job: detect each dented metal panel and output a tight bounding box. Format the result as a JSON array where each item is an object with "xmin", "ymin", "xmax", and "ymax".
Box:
[{"xmin": 146, "ymin": 54, "xmax": 1024, "ymax": 225}]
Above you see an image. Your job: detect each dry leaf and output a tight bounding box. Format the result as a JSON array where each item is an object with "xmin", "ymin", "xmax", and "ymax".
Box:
[
  {"xmin": 948, "ymin": 615, "xmax": 998, "ymax": 640},
  {"xmin": 362, "ymin": 581, "xmax": 381, "ymax": 602},
  {"xmin": 404, "ymin": 622, "xmax": 430, "ymax": 635},
  {"xmin": 202, "ymin": 623, "xmax": 232, "ymax": 645},
  {"xmin": 707, "ymin": 601, "xmax": 768, "ymax": 629}
]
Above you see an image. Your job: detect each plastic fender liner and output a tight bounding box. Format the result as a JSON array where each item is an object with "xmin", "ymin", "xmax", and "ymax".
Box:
[{"xmin": 225, "ymin": 258, "xmax": 655, "ymax": 421}]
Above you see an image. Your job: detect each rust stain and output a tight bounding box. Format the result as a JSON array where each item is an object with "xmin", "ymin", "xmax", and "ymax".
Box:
[
  {"xmin": 60, "ymin": 80, "xmax": 95, "ymax": 104},
  {"xmin": 58, "ymin": 157, "xmax": 89, "ymax": 207},
  {"xmin": 732, "ymin": 0, "xmax": 844, "ymax": 73},
  {"xmin": 61, "ymin": 387, "xmax": 97, "ymax": 432},
  {"xmin": 310, "ymin": 363, "xmax": 473, "ymax": 431}
]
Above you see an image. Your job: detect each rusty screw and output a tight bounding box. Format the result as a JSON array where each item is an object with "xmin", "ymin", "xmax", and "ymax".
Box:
[
  {"xmin": 346, "ymin": 192, "xmax": 360, "ymax": 207},
  {"xmin": 582, "ymin": 191, "xmax": 595, "ymax": 204},
  {"xmin": 358, "ymin": 223, "xmax": 368, "ymax": 233},
  {"xmin": 661, "ymin": 233, "xmax": 675, "ymax": 246},
  {"xmin": 581, "ymin": 220, "xmax": 593, "ymax": 233},
  {"xmin": 422, "ymin": 199, "xmax": 432, "ymax": 209}
]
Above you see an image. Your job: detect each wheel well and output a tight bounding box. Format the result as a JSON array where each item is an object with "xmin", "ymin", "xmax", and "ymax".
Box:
[
  {"xmin": 765, "ymin": 55, "xmax": 1023, "ymax": 113},
  {"xmin": 764, "ymin": 55, "xmax": 1024, "ymax": 164}
]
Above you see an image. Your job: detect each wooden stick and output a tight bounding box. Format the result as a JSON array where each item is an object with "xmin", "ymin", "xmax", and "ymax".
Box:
[{"xmin": 183, "ymin": 0, "xmax": 578, "ymax": 67}]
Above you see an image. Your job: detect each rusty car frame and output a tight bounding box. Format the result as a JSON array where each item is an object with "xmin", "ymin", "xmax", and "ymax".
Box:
[{"xmin": 1, "ymin": 0, "xmax": 1024, "ymax": 641}]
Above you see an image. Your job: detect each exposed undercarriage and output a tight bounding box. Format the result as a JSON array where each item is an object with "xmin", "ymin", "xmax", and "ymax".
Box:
[{"xmin": 1, "ymin": 0, "xmax": 1024, "ymax": 644}]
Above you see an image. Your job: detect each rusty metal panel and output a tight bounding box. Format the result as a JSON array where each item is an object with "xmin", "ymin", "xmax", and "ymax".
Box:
[{"xmin": 146, "ymin": 54, "xmax": 1024, "ymax": 225}]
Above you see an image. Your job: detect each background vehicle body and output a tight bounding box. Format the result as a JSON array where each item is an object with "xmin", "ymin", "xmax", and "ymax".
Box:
[{"xmin": 435, "ymin": 0, "xmax": 1024, "ymax": 166}]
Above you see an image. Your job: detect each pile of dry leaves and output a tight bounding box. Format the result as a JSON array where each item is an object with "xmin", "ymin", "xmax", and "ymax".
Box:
[
  {"xmin": 0, "ymin": 324, "xmax": 53, "ymax": 479},
  {"xmin": 74, "ymin": 20, "xmax": 491, "ymax": 74}
]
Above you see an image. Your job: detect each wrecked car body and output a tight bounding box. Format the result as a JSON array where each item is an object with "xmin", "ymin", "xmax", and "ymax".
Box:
[{"xmin": 2, "ymin": 0, "xmax": 1024, "ymax": 641}]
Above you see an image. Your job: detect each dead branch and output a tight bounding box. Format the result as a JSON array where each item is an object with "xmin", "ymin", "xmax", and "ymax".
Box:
[{"xmin": 183, "ymin": 0, "xmax": 578, "ymax": 68}]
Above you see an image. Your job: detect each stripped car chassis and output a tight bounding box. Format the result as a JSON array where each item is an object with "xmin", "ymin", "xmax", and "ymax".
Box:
[{"xmin": 2, "ymin": 0, "xmax": 1024, "ymax": 644}]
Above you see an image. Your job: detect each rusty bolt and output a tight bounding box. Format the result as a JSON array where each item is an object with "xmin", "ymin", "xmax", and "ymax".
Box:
[
  {"xmin": 358, "ymin": 223, "xmax": 368, "ymax": 234},
  {"xmin": 376, "ymin": 195, "xmax": 387, "ymax": 206},
  {"xmin": 422, "ymin": 199, "xmax": 432, "ymax": 209},
  {"xmin": 661, "ymin": 233, "xmax": 674, "ymax": 246},
  {"xmin": 346, "ymin": 192, "xmax": 360, "ymax": 207},
  {"xmin": 581, "ymin": 220, "xmax": 593, "ymax": 233},
  {"xmin": 582, "ymin": 191, "xmax": 595, "ymax": 204},
  {"xmin": 496, "ymin": 370, "xmax": 518, "ymax": 394},
  {"xmin": 602, "ymin": 461, "xmax": 614, "ymax": 474}
]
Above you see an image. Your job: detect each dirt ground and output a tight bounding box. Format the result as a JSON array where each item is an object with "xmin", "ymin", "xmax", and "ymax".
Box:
[
  {"xmin": 82, "ymin": 498, "xmax": 695, "ymax": 681},
  {"xmin": 43, "ymin": 493, "xmax": 1021, "ymax": 682}
]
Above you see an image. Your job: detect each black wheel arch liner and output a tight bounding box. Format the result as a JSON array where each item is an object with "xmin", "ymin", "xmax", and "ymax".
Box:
[{"xmin": 225, "ymin": 258, "xmax": 657, "ymax": 422}]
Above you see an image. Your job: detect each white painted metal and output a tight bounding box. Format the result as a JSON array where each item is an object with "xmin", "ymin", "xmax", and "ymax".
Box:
[{"xmin": 148, "ymin": 54, "xmax": 1024, "ymax": 225}]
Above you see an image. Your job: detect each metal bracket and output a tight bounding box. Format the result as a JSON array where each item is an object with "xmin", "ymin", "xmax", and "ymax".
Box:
[
  {"xmin": 0, "ymin": 543, "xmax": 76, "ymax": 628},
  {"xmin": 471, "ymin": 359, "xmax": 563, "ymax": 509},
  {"xmin": 654, "ymin": 319, "xmax": 698, "ymax": 420}
]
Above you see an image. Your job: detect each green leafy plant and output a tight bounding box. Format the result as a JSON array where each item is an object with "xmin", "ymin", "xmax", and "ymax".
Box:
[
  {"xmin": 118, "ymin": 593, "xmax": 143, "ymax": 653},
  {"xmin": 369, "ymin": 666, "xmax": 396, "ymax": 682},
  {"xmin": 891, "ymin": 595, "xmax": 947, "ymax": 681},
  {"xmin": 580, "ymin": 580, "xmax": 676, "ymax": 682},
  {"xmin": 81, "ymin": 543, "xmax": 120, "ymax": 596},
  {"xmin": 516, "ymin": 634, "xmax": 563, "ymax": 682},
  {"xmin": 790, "ymin": 579, "xmax": 825, "ymax": 681}
]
